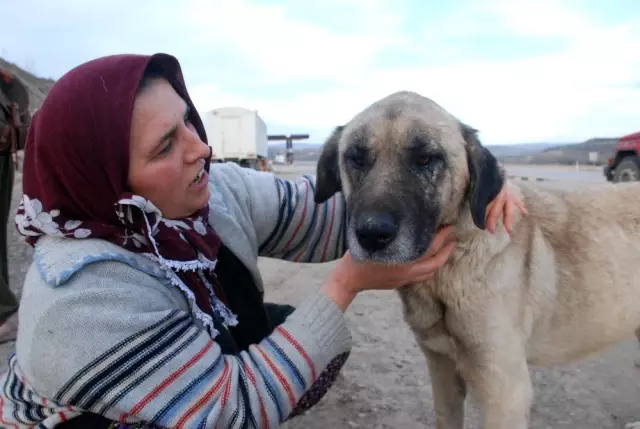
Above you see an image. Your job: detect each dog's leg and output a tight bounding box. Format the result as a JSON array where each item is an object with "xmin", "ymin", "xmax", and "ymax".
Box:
[
  {"xmin": 460, "ymin": 338, "xmax": 533, "ymax": 429},
  {"xmin": 422, "ymin": 346, "xmax": 466, "ymax": 429}
]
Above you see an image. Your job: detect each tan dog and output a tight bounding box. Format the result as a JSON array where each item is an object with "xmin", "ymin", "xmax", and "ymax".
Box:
[{"xmin": 314, "ymin": 90, "xmax": 640, "ymax": 429}]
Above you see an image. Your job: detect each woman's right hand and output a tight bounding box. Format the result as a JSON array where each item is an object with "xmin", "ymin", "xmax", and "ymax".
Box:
[{"xmin": 322, "ymin": 226, "xmax": 456, "ymax": 311}]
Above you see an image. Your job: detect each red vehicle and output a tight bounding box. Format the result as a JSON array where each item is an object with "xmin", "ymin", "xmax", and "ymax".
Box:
[{"xmin": 604, "ymin": 130, "xmax": 640, "ymax": 182}]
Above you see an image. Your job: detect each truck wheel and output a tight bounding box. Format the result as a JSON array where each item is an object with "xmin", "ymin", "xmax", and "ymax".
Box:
[{"xmin": 613, "ymin": 157, "xmax": 640, "ymax": 182}]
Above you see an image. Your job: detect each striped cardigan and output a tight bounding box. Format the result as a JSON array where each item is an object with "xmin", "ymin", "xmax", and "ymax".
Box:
[{"xmin": 0, "ymin": 162, "xmax": 352, "ymax": 428}]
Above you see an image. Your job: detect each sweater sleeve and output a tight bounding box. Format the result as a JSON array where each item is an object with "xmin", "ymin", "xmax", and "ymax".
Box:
[
  {"xmin": 230, "ymin": 165, "xmax": 349, "ymax": 263},
  {"xmin": 21, "ymin": 260, "xmax": 352, "ymax": 428},
  {"xmin": 258, "ymin": 174, "xmax": 349, "ymax": 262}
]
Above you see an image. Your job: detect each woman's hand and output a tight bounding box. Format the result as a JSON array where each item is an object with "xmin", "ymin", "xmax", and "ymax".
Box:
[
  {"xmin": 484, "ymin": 183, "xmax": 528, "ymax": 235},
  {"xmin": 323, "ymin": 226, "xmax": 456, "ymax": 311}
]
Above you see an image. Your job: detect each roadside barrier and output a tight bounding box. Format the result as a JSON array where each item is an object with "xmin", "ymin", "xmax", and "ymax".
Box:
[{"xmin": 507, "ymin": 175, "xmax": 547, "ymax": 182}]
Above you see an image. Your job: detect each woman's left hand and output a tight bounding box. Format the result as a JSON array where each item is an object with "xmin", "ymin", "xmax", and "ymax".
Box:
[{"xmin": 485, "ymin": 183, "xmax": 528, "ymax": 235}]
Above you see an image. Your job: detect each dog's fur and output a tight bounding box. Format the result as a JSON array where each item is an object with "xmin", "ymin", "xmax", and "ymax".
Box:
[{"xmin": 314, "ymin": 90, "xmax": 640, "ymax": 429}]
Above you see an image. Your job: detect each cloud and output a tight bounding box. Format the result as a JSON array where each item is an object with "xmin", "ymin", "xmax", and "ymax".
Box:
[
  {"xmin": 185, "ymin": 0, "xmax": 640, "ymax": 144},
  {"xmin": 2, "ymin": 0, "xmax": 639, "ymax": 144},
  {"xmin": 259, "ymin": 0, "xmax": 640, "ymax": 144},
  {"xmin": 183, "ymin": 0, "xmax": 406, "ymax": 83}
]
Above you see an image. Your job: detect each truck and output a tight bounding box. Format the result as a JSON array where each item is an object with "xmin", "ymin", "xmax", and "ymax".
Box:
[
  {"xmin": 604, "ymin": 130, "xmax": 640, "ymax": 182},
  {"xmin": 200, "ymin": 106, "xmax": 270, "ymax": 171}
]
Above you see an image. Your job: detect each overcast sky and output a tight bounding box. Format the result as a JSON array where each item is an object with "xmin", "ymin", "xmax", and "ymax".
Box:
[{"xmin": 3, "ymin": 0, "xmax": 640, "ymax": 145}]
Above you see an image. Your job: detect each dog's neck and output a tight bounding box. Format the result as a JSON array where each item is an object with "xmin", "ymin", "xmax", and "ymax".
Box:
[
  {"xmin": 453, "ymin": 202, "xmax": 486, "ymax": 236},
  {"xmin": 447, "ymin": 199, "xmax": 518, "ymax": 257},
  {"xmin": 453, "ymin": 179, "xmax": 525, "ymax": 236}
]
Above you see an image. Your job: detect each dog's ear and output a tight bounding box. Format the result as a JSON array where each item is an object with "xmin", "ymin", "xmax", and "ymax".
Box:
[
  {"xmin": 315, "ymin": 125, "xmax": 344, "ymax": 204},
  {"xmin": 461, "ymin": 122, "xmax": 504, "ymax": 230}
]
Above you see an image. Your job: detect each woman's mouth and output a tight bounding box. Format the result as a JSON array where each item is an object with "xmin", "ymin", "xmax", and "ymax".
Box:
[{"xmin": 191, "ymin": 168, "xmax": 206, "ymax": 186}]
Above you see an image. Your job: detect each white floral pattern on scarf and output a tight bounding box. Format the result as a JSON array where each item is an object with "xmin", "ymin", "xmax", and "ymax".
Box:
[
  {"xmin": 16, "ymin": 192, "xmax": 239, "ymax": 338},
  {"xmin": 15, "ymin": 195, "xmax": 92, "ymax": 239}
]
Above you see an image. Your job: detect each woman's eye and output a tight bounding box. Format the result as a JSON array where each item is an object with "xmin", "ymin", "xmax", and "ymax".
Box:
[
  {"xmin": 158, "ymin": 140, "xmax": 173, "ymax": 155},
  {"xmin": 184, "ymin": 106, "xmax": 192, "ymax": 124}
]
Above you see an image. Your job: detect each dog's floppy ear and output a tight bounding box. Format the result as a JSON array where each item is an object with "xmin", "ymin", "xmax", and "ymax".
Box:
[
  {"xmin": 461, "ymin": 122, "xmax": 504, "ymax": 230},
  {"xmin": 315, "ymin": 125, "xmax": 344, "ymax": 204}
]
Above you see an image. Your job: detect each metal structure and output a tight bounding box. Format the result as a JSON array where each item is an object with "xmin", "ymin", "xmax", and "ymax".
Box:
[{"xmin": 267, "ymin": 133, "xmax": 310, "ymax": 164}]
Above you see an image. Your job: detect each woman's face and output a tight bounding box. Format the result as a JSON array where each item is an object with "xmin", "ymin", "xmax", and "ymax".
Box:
[{"xmin": 129, "ymin": 78, "xmax": 211, "ymax": 219}]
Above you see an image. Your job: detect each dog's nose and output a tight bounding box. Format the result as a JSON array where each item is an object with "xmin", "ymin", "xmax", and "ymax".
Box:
[{"xmin": 355, "ymin": 213, "xmax": 398, "ymax": 252}]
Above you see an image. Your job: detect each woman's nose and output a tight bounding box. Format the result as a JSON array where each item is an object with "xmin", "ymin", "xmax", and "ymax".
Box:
[{"xmin": 185, "ymin": 127, "xmax": 211, "ymax": 162}]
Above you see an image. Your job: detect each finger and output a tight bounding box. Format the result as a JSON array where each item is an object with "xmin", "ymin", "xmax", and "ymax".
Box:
[
  {"xmin": 423, "ymin": 240, "xmax": 456, "ymax": 273},
  {"xmin": 504, "ymin": 184, "xmax": 528, "ymax": 216},
  {"xmin": 486, "ymin": 192, "xmax": 504, "ymax": 233},
  {"xmin": 489, "ymin": 188, "xmax": 507, "ymax": 223},
  {"xmin": 504, "ymin": 198, "xmax": 515, "ymax": 234},
  {"xmin": 516, "ymin": 199, "xmax": 529, "ymax": 216},
  {"xmin": 422, "ymin": 226, "xmax": 450, "ymax": 258},
  {"xmin": 412, "ymin": 272, "xmax": 435, "ymax": 283},
  {"xmin": 410, "ymin": 240, "xmax": 456, "ymax": 277},
  {"xmin": 422, "ymin": 225, "xmax": 454, "ymax": 258},
  {"xmin": 484, "ymin": 188, "xmax": 501, "ymax": 216},
  {"xmin": 485, "ymin": 199, "xmax": 496, "ymax": 216}
]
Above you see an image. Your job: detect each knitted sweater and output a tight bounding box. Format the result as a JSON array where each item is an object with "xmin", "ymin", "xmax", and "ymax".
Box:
[{"xmin": 0, "ymin": 162, "xmax": 351, "ymax": 428}]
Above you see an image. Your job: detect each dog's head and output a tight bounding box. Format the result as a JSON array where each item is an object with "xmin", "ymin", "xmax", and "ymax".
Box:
[{"xmin": 315, "ymin": 91, "xmax": 503, "ymax": 264}]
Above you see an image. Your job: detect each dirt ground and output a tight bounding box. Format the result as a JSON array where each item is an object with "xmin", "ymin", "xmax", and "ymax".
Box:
[{"xmin": 2, "ymin": 161, "xmax": 640, "ymax": 428}]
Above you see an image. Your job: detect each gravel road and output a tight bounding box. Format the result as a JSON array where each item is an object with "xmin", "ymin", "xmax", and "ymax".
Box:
[{"xmin": 2, "ymin": 161, "xmax": 639, "ymax": 428}]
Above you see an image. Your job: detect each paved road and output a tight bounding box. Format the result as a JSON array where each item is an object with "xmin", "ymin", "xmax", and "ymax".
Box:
[{"xmin": 2, "ymin": 162, "xmax": 640, "ymax": 429}]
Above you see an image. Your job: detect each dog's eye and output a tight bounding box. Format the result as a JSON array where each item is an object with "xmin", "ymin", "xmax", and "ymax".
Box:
[
  {"xmin": 348, "ymin": 154, "xmax": 366, "ymax": 168},
  {"xmin": 345, "ymin": 149, "xmax": 367, "ymax": 169},
  {"xmin": 415, "ymin": 155, "xmax": 431, "ymax": 166}
]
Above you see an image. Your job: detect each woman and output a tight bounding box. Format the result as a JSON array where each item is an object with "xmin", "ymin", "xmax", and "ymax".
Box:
[{"xmin": 0, "ymin": 53, "xmax": 525, "ymax": 429}]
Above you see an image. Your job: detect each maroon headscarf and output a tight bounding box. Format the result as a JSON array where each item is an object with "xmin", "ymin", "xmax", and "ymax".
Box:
[{"xmin": 15, "ymin": 53, "xmax": 237, "ymax": 334}]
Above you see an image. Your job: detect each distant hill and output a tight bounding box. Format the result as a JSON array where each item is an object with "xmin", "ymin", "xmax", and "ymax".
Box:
[
  {"xmin": 0, "ymin": 57, "xmax": 55, "ymax": 113},
  {"xmin": 483, "ymin": 142, "xmax": 559, "ymax": 158},
  {"xmin": 497, "ymin": 137, "xmax": 619, "ymax": 165},
  {"xmin": 268, "ymin": 139, "xmax": 622, "ymax": 166}
]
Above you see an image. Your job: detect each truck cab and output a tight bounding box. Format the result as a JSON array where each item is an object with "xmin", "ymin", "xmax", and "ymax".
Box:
[{"xmin": 604, "ymin": 130, "xmax": 640, "ymax": 182}]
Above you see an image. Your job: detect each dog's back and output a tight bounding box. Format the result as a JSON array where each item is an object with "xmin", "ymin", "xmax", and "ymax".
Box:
[{"xmin": 504, "ymin": 180, "xmax": 640, "ymax": 365}]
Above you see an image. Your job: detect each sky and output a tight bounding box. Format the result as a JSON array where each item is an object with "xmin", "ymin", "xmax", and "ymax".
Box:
[{"xmin": 2, "ymin": 0, "xmax": 640, "ymax": 145}]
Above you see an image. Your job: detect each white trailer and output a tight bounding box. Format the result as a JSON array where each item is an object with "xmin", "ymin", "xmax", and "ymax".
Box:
[{"xmin": 200, "ymin": 106, "xmax": 269, "ymax": 170}]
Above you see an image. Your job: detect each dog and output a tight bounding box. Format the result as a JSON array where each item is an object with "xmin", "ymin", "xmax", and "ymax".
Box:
[{"xmin": 313, "ymin": 90, "xmax": 640, "ymax": 429}]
